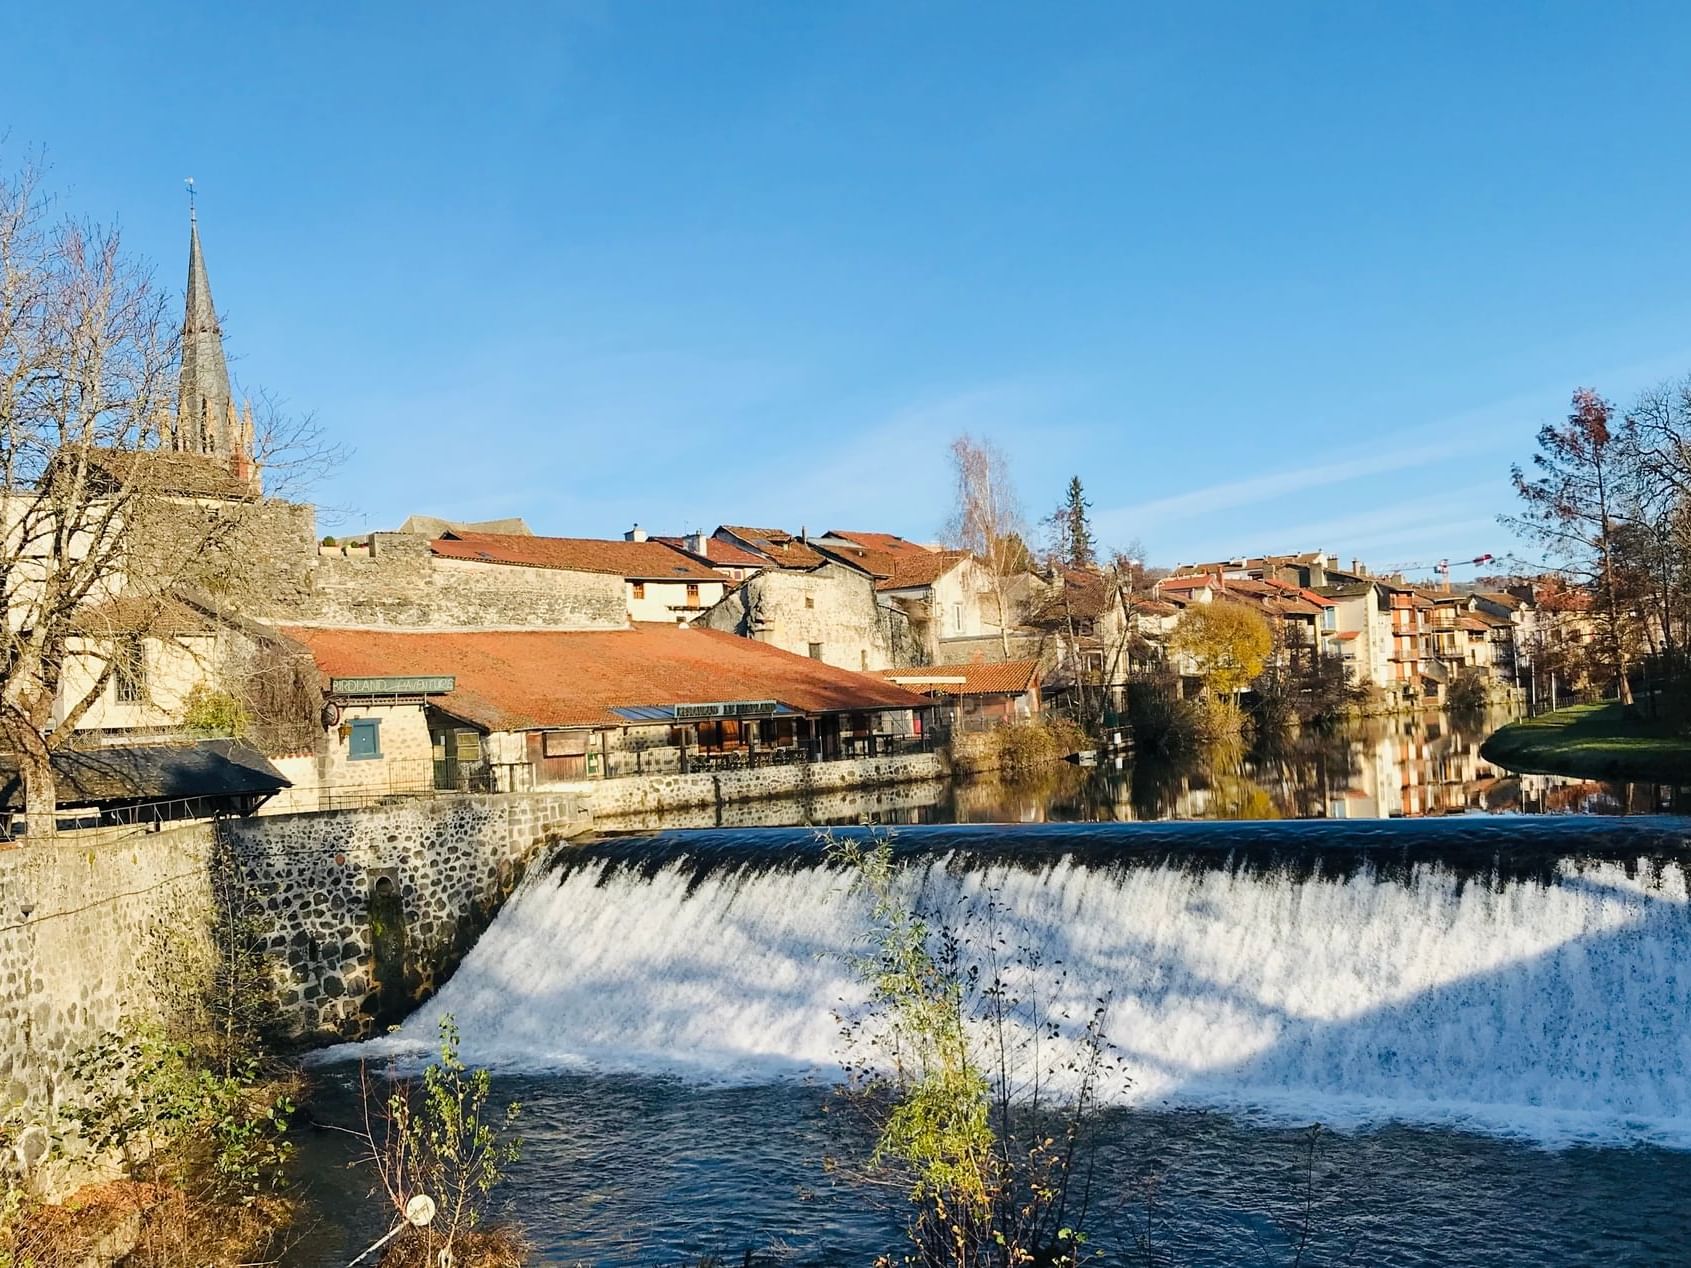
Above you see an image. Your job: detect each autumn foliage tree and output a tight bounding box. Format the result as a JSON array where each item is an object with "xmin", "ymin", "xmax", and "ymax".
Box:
[
  {"xmin": 1169, "ymin": 599, "xmax": 1273, "ymax": 698},
  {"xmin": 1504, "ymin": 388, "xmax": 1638, "ymax": 708}
]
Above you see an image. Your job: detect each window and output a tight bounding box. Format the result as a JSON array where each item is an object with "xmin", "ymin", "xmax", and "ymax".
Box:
[
  {"xmin": 860, "ymin": 649, "xmax": 869, "ymax": 670},
  {"xmin": 113, "ymin": 636, "xmax": 146, "ymax": 703},
  {"xmin": 805, "ymin": 596, "xmax": 815, "ymax": 609},
  {"xmin": 348, "ymin": 718, "xmax": 382, "ymax": 761},
  {"xmin": 686, "ymin": 582, "xmax": 700, "ymax": 605},
  {"xmin": 632, "ymin": 581, "xmax": 646, "ymax": 600},
  {"xmin": 952, "ymin": 603, "xmax": 964, "ymax": 634},
  {"xmin": 1322, "ymin": 607, "xmax": 1336, "ymax": 631},
  {"xmin": 809, "ymin": 642, "xmax": 824, "ymax": 660}
]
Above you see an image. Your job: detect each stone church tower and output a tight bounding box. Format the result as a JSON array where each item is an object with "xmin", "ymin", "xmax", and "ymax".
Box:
[{"xmin": 171, "ymin": 208, "xmax": 259, "ymax": 491}]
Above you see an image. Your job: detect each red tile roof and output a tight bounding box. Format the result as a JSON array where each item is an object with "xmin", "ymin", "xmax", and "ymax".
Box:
[
  {"xmin": 431, "ymin": 532, "xmax": 720, "ymax": 581},
  {"xmin": 280, "ymin": 623, "xmax": 927, "ymax": 731},
  {"xmin": 653, "ymin": 535, "xmax": 769, "ymax": 570},
  {"xmin": 875, "ymin": 550, "xmax": 971, "ymax": 592},
  {"xmin": 1156, "ymin": 574, "xmax": 1222, "ymax": 592},
  {"xmin": 880, "ymin": 658, "xmax": 1042, "ymax": 697},
  {"xmin": 825, "ymin": 530, "xmax": 933, "ymax": 557},
  {"xmin": 717, "ymin": 526, "xmax": 829, "ymax": 569}
]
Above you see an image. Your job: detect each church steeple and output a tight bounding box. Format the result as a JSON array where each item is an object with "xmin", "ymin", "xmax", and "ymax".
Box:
[
  {"xmin": 172, "ymin": 203, "xmax": 259, "ymax": 491},
  {"xmin": 175, "ymin": 206, "xmax": 234, "ymax": 457}
]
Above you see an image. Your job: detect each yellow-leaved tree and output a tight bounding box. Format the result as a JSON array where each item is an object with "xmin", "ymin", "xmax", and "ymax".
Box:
[{"xmin": 1170, "ymin": 599, "xmax": 1273, "ymax": 698}]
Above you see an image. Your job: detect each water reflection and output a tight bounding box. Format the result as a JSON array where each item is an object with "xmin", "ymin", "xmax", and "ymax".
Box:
[
  {"xmin": 595, "ymin": 712, "xmax": 1688, "ymax": 832},
  {"xmin": 928, "ymin": 711, "xmax": 1688, "ymax": 824}
]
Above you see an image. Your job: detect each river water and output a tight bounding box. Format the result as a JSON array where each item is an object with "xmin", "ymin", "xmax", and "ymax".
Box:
[{"xmin": 288, "ymin": 715, "xmax": 1691, "ymax": 1267}]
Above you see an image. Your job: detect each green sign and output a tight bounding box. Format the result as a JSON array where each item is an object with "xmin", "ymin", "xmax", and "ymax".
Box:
[{"xmin": 330, "ymin": 675, "xmax": 455, "ymax": 696}]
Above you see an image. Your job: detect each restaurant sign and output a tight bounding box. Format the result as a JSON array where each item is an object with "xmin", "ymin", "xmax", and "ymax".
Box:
[
  {"xmin": 330, "ymin": 675, "xmax": 455, "ymax": 696},
  {"xmin": 673, "ymin": 699, "xmax": 779, "ymax": 720}
]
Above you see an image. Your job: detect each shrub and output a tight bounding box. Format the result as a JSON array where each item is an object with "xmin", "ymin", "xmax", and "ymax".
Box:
[
  {"xmin": 1124, "ymin": 671, "xmax": 1203, "ymax": 757},
  {"xmin": 179, "ymin": 684, "xmax": 251, "ymax": 738},
  {"xmin": 1446, "ymin": 668, "xmax": 1490, "ymax": 714},
  {"xmin": 360, "ymin": 1016, "xmax": 523, "ymax": 1265},
  {"xmin": 62, "ymin": 1029, "xmax": 295, "ymax": 1200},
  {"xmin": 829, "ymin": 836, "xmax": 1122, "ymax": 1267}
]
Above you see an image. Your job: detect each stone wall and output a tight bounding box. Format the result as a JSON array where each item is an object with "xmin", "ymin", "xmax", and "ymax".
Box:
[
  {"xmin": 267, "ymin": 532, "xmax": 628, "ymax": 629},
  {"xmin": 0, "ymin": 826, "xmax": 216, "ymax": 1186},
  {"xmin": 582, "ymin": 752, "xmax": 944, "ymax": 819},
  {"xmin": 223, "ymin": 792, "xmax": 589, "ymax": 1040},
  {"xmin": 699, "ymin": 563, "xmax": 921, "ymax": 670},
  {"xmin": 1, "ymin": 792, "xmax": 589, "ymax": 1188},
  {"xmin": 599, "ymin": 776, "xmax": 949, "ymax": 831}
]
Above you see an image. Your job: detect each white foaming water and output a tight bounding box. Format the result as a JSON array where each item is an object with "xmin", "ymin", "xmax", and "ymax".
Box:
[{"xmin": 339, "ymin": 846, "xmax": 1691, "ymax": 1146}]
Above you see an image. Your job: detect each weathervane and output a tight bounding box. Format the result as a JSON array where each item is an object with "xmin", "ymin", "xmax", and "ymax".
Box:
[{"xmin": 185, "ymin": 176, "xmax": 196, "ymax": 220}]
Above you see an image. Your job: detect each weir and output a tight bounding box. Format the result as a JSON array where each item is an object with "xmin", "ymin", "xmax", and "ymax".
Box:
[{"xmin": 348, "ymin": 817, "xmax": 1691, "ymax": 1146}]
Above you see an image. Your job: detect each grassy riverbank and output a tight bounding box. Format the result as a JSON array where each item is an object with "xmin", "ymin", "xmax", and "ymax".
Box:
[{"xmin": 1480, "ymin": 702, "xmax": 1691, "ymax": 783}]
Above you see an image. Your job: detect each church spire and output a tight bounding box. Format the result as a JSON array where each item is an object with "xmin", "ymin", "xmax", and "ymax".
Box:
[{"xmin": 174, "ymin": 203, "xmax": 235, "ymax": 458}]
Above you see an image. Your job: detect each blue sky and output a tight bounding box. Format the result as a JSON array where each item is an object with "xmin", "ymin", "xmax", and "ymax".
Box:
[{"xmin": 7, "ymin": 2, "xmax": 1690, "ymax": 569}]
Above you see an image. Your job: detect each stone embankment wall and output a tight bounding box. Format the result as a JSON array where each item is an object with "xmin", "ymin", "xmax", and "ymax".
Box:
[
  {"xmin": 0, "ymin": 826, "xmax": 216, "ymax": 1187},
  {"xmin": 583, "ymin": 752, "xmax": 944, "ymax": 820},
  {"xmin": 224, "ymin": 793, "xmax": 588, "ymax": 1040},
  {"xmin": 2, "ymin": 792, "xmax": 587, "ymax": 1188}
]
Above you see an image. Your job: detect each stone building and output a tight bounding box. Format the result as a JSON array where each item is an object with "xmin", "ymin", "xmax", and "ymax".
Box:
[{"xmin": 698, "ymin": 560, "xmax": 921, "ymax": 671}]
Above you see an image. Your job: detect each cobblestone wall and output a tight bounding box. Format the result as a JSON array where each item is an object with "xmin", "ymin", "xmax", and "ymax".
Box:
[{"xmin": 223, "ymin": 793, "xmax": 589, "ymax": 1040}]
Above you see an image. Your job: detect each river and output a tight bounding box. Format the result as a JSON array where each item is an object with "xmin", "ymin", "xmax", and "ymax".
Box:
[{"xmin": 286, "ymin": 714, "xmax": 1691, "ymax": 1267}]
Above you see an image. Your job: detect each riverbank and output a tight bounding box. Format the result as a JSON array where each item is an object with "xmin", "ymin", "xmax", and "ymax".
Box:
[{"xmin": 1479, "ymin": 702, "xmax": 1691, "ymax": 783}]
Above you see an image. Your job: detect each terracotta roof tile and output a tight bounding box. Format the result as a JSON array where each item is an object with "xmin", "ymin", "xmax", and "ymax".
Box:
[
  {"xmin": 824, "ymin": 530, "xmax": 933, "ymax": 557},
  {"xmin": 280, "ymin": 623, "xmax": 927, "ymax": 731},
  {"xmin": 431, "ymin": 532, "xmax": 720, "ymax": 581},
  {"xmin": 653, "ymin": 536, "xmax": 769, "ymax": 569},
  {"xmin": 875, "ymin": 550, "xmax": 971, "ymax": 592},
  {"xmin": 880, "ymin": 658, "xmax": 1041, "ymax": 697},
  {"xmin": 717, "ymin": 526, "xmax": 829, "ymax": 569}
]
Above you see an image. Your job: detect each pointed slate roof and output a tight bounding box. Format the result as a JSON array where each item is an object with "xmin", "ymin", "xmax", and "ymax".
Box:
[{"xmin": 177, "ymin": 211, "xmax": 234, "ymax": 455}]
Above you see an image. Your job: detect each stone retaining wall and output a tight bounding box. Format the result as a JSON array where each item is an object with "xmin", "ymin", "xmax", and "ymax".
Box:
[
  {"xmin": 583, "ymin": 752, "xmax": 945, "ymax": 819},
  {"xmin": 223, "ymin": 793, "xmax": 589, "ymax": 1041},
  {"xmin": 0, "ymin": 826, "xmax": 216, "ymax": 1187},
  {"xmin": 2, "ymin": 792, "xmax": 588, "ymax": 1189}
]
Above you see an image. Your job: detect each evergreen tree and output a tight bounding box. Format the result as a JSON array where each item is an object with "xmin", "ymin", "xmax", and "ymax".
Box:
[{"xmin": 1063, "ymin": 476, "xmax": 1096, "ymax": 569}]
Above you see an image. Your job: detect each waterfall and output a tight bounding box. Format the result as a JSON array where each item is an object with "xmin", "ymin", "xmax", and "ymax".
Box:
[{"xmin": 339, "ymin": 818, "xmax": 1691, "ymax": 1146}]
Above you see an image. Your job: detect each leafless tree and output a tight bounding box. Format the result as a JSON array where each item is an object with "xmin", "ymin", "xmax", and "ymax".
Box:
[
  {"xmin": 0, "ymin": 161, "xmax": 333, "ymax": 836},
  {"xmin": 944, "ymin": 433, "xmax": 1024, "ymax": 657}
]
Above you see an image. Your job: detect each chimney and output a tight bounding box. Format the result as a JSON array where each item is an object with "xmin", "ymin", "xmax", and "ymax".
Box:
[
  {"xmin": 625, "ymin": 523, "xmax": 648, "ymax": 543},
  {"xmin": 800, "ymin": 525, "xmax": 808, "ymax": 544},
  {"xmin": 686, "ymin": 529, "xmax": 708, "ymax": 556},
  {"xmin": 1352, "ymin": 559, "xmax": 1365, "ymax": 576}
]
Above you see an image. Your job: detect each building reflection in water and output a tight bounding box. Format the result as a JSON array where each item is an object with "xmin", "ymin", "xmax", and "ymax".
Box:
[
  {"xmin": 926, "ymin": 711, "xmax": 1687, "ymax": 825},
  {"xmin": 597, "ymin": 711, "xmax": 1686, "ymax": 832}
]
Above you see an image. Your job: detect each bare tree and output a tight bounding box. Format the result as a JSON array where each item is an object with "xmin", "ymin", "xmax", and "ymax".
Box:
[
  {"xmin": 943, "ymin": 433, "xmax": 1023, "ymax": 657},
  {"xmin": 0, "ymin": 162, "xmax": 332, "ymax": 836}
]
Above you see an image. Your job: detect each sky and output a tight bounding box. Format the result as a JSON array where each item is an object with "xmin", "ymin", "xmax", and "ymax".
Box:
[{"xmin": 6, "ymin": 2, "xmax": 1691, "ymax": 571}]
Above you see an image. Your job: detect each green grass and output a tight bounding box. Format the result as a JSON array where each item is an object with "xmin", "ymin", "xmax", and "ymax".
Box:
[{"xmin": 1480, "ymin": 701, "xmax": 1691, "ymax": 783}]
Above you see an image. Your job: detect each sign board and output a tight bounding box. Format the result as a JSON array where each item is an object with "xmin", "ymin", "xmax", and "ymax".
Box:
[
  {"xmin": 674, "ymin": 699, "xmax": 779, "ymax": 720},
  {"xmin": 330, "ymin": 675, "xmax": 455, "ymax": 696}
]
